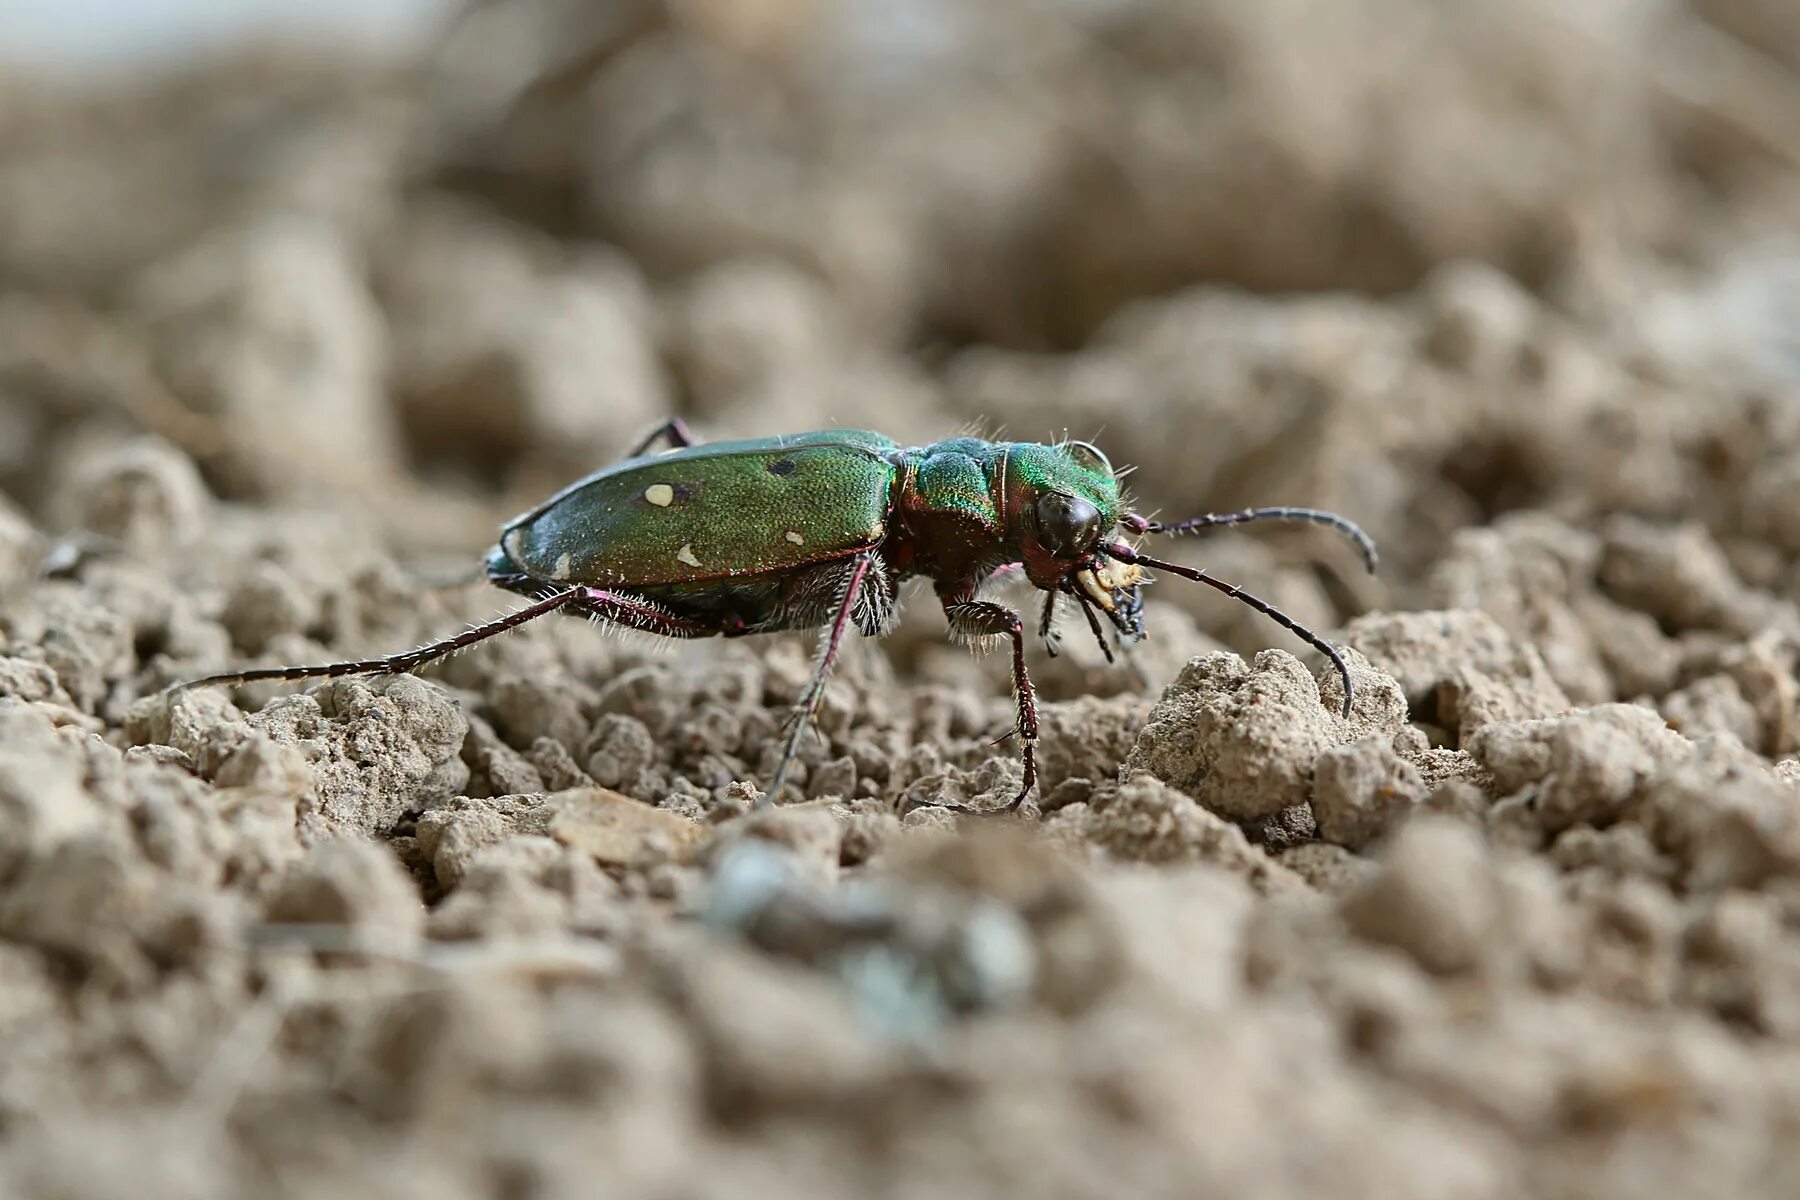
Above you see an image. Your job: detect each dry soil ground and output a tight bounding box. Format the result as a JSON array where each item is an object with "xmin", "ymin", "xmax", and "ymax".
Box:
[{"xmin": 5, "ymin": 3, "xmax": 1800, "ymax": 1197}]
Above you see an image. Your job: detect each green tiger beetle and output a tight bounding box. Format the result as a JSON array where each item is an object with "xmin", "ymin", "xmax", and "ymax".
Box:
[{"xmin": 178, "ymin": 420, "xmax": 1376, "ymax": 809}]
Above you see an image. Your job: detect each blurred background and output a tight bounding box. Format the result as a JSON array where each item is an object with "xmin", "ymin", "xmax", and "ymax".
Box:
[
  {"xmin": 0, "ymin": 0, "xmax": 445, "ymax": 65},
  {"xmin": 6, "ymin": 0, "xmax": 1800, "ymax": 699}
]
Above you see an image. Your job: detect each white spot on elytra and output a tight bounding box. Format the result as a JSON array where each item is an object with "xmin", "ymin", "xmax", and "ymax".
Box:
[
  {"xmin": 552, "ymin": 552, "xmax": 573, "ymax": 581},
  {"xmin": 677, "ymin": 543, "xmax": 701, "ymax": 567},
  {"xmin": 785, "ymin": 530, "xmax": 805, "ymax": 545},
  {"xmin": 645, "ymin": 483, "xmax": 675, "ymax": 507}
]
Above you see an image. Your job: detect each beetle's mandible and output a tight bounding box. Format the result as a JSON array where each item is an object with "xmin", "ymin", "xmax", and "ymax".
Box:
[{"xmin": 175, "ymin": 420, "xmax": 1377, "ymax": 810}]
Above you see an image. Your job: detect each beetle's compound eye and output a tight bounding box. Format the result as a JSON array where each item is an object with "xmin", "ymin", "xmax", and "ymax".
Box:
[
  {"xmin": 1065, "ymin": 440, "xmax": 1112, "ymax": 476},
  {"xmin": 1036, "ymin": 492, "xmax": 1103, "ymax": 558}
]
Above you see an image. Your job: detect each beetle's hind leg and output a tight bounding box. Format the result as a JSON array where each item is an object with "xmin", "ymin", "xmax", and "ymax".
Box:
[
  {"xmin": 576, "ymin": 588, "xmax": 710, "ymax": 639},
  {"xmin": 941, "ymin": 595, "xmax": 1039, "ymax": 811},
  {"xmin": 172, "ymin": 586, "xmax": 589, "ymax": 691},
  {"xmin": 763, "ymin": 553, "xmax": 878, "ymax": 808},
  {"xmin": 174, "ymin": 585, "xmax": 706, "ymax": 693}
]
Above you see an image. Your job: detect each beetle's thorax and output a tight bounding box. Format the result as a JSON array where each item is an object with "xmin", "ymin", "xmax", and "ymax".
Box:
[
  {"xmin": 883, "ymin": 438, "xmax": 1014, "ymax": 585},
  {"xmin": 883, "ymin": 438, "xmax": 1126, "ymax": 591}
]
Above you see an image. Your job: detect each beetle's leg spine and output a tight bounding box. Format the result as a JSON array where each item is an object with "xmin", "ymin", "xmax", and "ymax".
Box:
[
  {"xmin": 577, "ymin": 588, "xmax": 706, "ymax": 641},
  {"xmin": 1104, "ymin": 544, "xmax": 1355, "ymax": 719},
  {"xmin": 763, "ymin": 553, "xmax": 876, "ymax": 808},
  {"xmin": 1147, "ymin": 507, "xmax": 1378, "ymax": 575},
  {"xmin": 170, "ymin": 587, "xmax": 586, "ymax": 692}
]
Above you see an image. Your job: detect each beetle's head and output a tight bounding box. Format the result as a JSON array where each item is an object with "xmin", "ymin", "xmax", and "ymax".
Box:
[{"xmin": 1004, "ymin": 440, "xmax": 1146, "ymax": 637}]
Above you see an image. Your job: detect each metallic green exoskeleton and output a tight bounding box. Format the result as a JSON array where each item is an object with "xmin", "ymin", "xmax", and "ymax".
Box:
[
  {"xmin": 180, "ymin": 420, "xmax": 1377, "ymax": 811},
  {"xmin": 487, "ymin": 430, "xmax": 905, "ymax": 638}
]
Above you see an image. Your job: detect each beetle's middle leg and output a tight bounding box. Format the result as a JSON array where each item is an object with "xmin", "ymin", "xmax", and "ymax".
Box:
[
  {"xmin": 762, "ymin": 552, "xmax": 877, "ymax": 808},
  {"xmin": 941, "ymin": 594, "xmax": 1039, "ymax": 811}
]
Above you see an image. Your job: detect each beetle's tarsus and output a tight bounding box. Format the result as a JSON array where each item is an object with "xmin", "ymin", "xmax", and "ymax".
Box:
[
  {"xmin": 1002, "ymin": 740, "xmax": 1038, "ymax": 811},
  {"xmin": 762, "ymin": 762, "xmax": 793, "ymax": 809}
]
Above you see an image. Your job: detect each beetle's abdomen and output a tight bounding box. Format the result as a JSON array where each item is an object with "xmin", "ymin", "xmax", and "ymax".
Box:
[{"xmin": 499, "ymin": 432, "xmax": 900, "ymax": 589}]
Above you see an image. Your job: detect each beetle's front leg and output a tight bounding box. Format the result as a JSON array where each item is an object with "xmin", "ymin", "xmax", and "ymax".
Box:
[{"xmin": 941, "ymin": 589, "xmax": 1039, "ymax": 811}]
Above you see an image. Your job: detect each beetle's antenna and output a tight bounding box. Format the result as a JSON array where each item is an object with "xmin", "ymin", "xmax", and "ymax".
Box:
[
  {"xmin": 1136, "ymin": 507, "xmax": 1377, "ymax": 575},
  {"xmin": 169, "ymin": 587, "xmax": 585, "ymax": 692},
  {"xmin": 1101, "ymin": 543, "xmax": 1354, "ymax": 718}
]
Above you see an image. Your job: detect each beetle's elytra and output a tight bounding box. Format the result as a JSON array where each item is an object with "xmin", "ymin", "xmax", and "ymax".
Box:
[{"xmin": 178, "ymin": 420, "xmax": 1377, "ymax": 810}]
